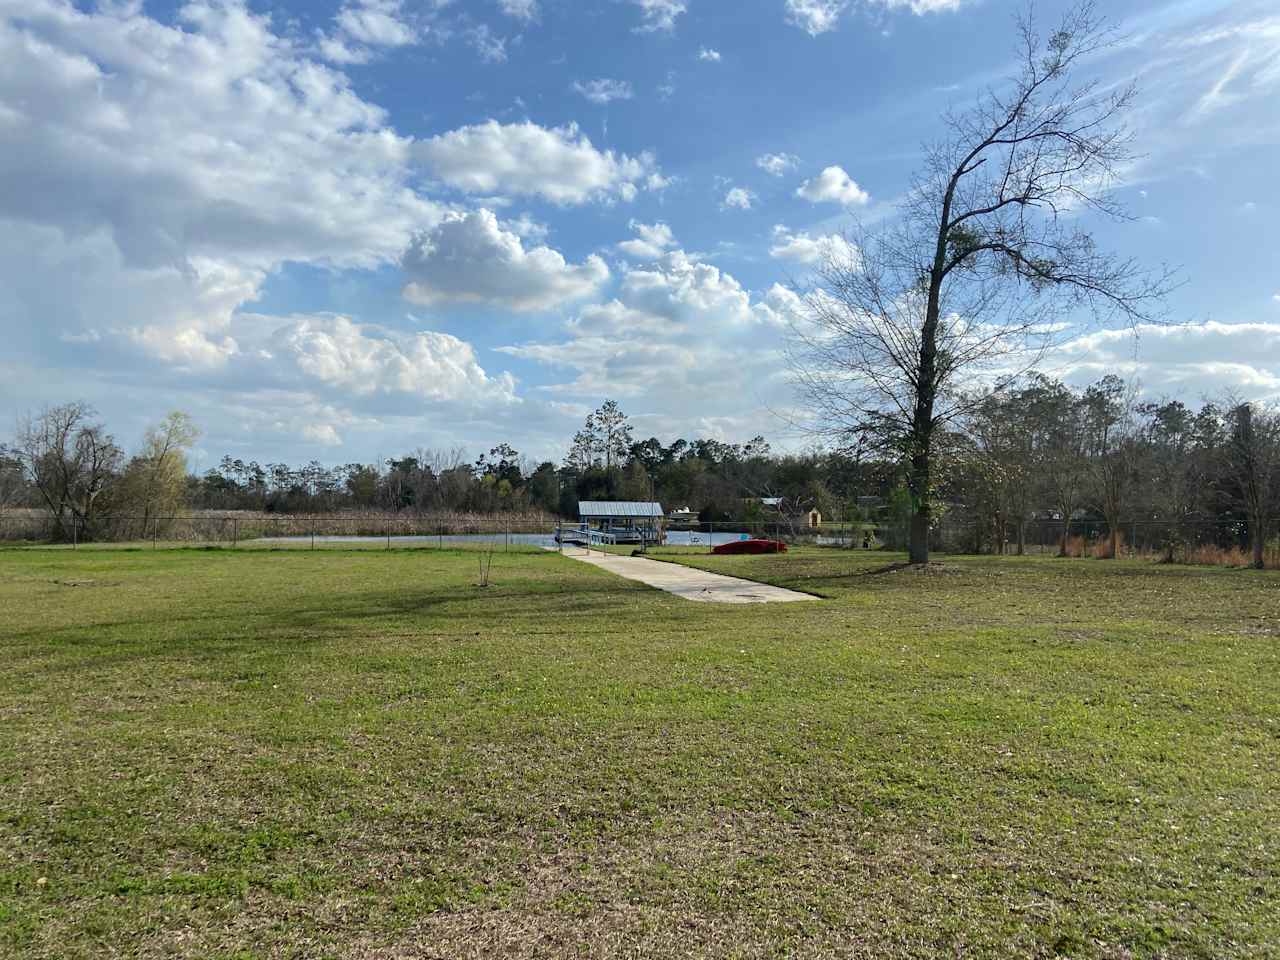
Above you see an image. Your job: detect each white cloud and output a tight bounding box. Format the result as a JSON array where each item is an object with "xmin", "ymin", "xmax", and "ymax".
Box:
[
  {"xmin": 722, "ymin": 187, "xmax": 757, "ymax": 211},
  {"xmin": 699, "ymin": 47, "xmax": 722, "ymax": 62},
  {"xmin": 1272, "ymin": 293, "xmax": 1280, "ymax": 304},
  {"xmin": 272, "ymin": 313, "xmax": 518, "ymax": 403},
  {"xmin": 415, "ymin": 121, "xmax": 663, "ymax": 204},
  {"xmin": 572, "ymin": 78, "xmax": 634, "ymax": 104},
  {"xmin": 756, "ymin": 152, "xmax": 800, "ymax": 176},
  {"xmin": 618, "ymin": 221, "xmax": 678, "ymax": 259},
  {"xmin": 784, "ymin": 0, "xmax": 964, "ymax": 36},
  {"xmin": 498, "ymin": 251, "xmax": 795, "ymax": 434},
  {"xmin": 335, "ymin": 0, "xmax": 416, "ymax": 47},
  {"xmin": 318, "ymin": 0, "xmax": 419, "ymax": 64},
  {"xmin": 784, "ymin": 0, "xmax": 849, "ymax": 35},
  {"xmin": 768, "ymin": 225, "xmax": 859, "ymax": 265},
  {"xmin": 467, "ymin": 24, "xmax": 508, "ymax": 63},
  {"xmin": 401, "ymin": 209, "xmax": 609, "ymax": 312},
  {"xmin": 883, "ymin": 0, "xmax": 965, "ymax": 12},
  {"xmin": 498, "ymin": 0, "xmax": 539, "ymax": 21},
  {"xmin": 796, "ymin": 165, "xmax": 870, "ymax": 206},
  {"xmin": 1050, "ymin": 321, "xmax": 1280, "ymax": 403},
  {"xmin": 302, "ymin": 422, "xmax": 345, "ymax": 446},
  {"xmin": 630, "ymin": 0, "xmax": 687, "ymax": 33},
  {"xmin": 0, "ymin": 0, "xmax": 440, "ymax": 365}
]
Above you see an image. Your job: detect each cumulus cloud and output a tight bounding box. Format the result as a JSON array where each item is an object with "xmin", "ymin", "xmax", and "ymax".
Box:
[
  {"xmin": 498, "ymin": 250, "xmax": 796, "ymax": 433},
  {"xmin": 757, "ymin": 152, "xmax": 800, "ymax": 176},
  {"xmin": 0, "ymin": 0, "xmax": 440, "ymax": 365},
  {"xmin": 722, "ymin": 187, "xmax": 757, "ymax": 211},
  {"xmin": 272, "ymin": 313, "xmax": 518, "ymax": 403},
  {"xmin": 416, "ymin": 121, "xmax": 662, "ymax": 204},
  {"xmin": 318, "ymin": 0, "xmax": 418, "ymax": 64},
  {"xmin": 401, "ymin": 210, "xmax": 609, "ymax": 311},
  {"xmin": 768, "ymin": 225, "xmax": 859, "ymax": 265},
  {"xmin": 796, "ymin": 165, "xmax": 870, "ymax": 206},
  {"xmin": 1049, "ymin": 320, "xmax": 1280, "ymax": 403},
  {"xmin": 618, "ymin": 221, "xmax": 678, "ymax": 259},
  {"xmin": 699, "ymin": 47, "xmax": 722, "ymax": 62},
  {"xmin": 630, "ymin": 0, "xmax": 687, "ymax": 33},
  {"xmin": 573, "ymin": 78, "xmax": 634, "ymax": 104}
]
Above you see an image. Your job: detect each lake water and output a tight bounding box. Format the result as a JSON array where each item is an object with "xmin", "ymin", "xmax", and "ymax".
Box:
[{"xmin": 255, "ymin": 530, "xmax": 753, "ymax": 548}]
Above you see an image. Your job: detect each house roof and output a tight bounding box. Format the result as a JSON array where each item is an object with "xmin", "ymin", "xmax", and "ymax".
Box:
[{"xmin": 578, "ymin": 500, "xmax": 665, "ymax": 519}]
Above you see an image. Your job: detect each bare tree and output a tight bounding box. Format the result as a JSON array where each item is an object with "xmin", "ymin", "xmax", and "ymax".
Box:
[
  {"xmin": 14, "ymin": 402, "xmax": 123, "ymax": 539},
  {"xmin": 1224, "ymin": 401, "xmax": 1280, "ymax": 570},
  {"xmin": 0, "ymin": 445, "xmax": 28, "ymax": 509},
  {"xmin": 790, "ymin": 2, "xmax": 1170, "ymax": 563}
]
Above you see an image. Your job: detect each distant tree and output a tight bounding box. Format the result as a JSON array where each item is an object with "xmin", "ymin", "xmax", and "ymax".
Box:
[
  {"xmin": 594, "ymin": 400, "xmax": 632, "ymax": 470},
  {"xmin": 116, "ymin": 412, "xmax": 199, "ymax": 524},
  {"xmin": 345, "ymin": 464, "xmax": 380, "ymax": 507},
  {"xmin": 1020, "ymin": 377, "xmax": 1089, "ymax": 555},
  {"xmin": 1083, "ymin": 376, "xmax": 1143, "ymax": 559},
  {"xmin": 790, "ymin": 2, "xmax": 1170, "ymax": 564},
  {"xmin": 527, "ymin": 462, "xmax": 561, "ymax": 514},
  {"xmin": 1224, "ymin": 401, "xmax": 1280, "ymax": 569},
  {"xmin": 0, "ymin": 446, "xmax": 29, "ymax": 509},
  {"xmin": 14, "ymin": 402, "xmax": 123, "ymax": 539},
  {"xmin": 627, "ymin": 437, "xmax": 665, "ymax": 472}
]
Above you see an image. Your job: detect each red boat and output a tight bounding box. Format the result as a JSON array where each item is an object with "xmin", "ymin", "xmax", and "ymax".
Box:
[{"xmin": 712, "ymin": 538, "xmax": 788, "ymax": 555}]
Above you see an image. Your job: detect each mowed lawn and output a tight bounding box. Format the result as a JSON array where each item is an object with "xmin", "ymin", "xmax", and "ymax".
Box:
[{"xmin": 1, "ymin": 546, "xmax": 1278, "ymax": 959}]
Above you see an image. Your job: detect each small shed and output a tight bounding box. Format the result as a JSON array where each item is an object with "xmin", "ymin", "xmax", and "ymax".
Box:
[{"xmin": 578, "ymin": 501, "xmax": 666, "ymax": 544}]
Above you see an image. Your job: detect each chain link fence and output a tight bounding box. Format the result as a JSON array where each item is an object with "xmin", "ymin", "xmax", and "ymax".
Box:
[{"xmin": 3, "ymin": 511, "xmax": 1276, "ymax": 567}]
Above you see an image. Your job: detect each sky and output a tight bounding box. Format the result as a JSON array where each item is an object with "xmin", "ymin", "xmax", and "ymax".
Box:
[{"xmin": 1, "ymin": 0, "xmax": 1278, "ymax": 471}]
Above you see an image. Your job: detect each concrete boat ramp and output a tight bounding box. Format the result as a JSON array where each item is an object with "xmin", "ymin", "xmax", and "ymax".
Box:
[{"xmin": 563, "ymin": 549, "xmax": 816, "ymax": 604}]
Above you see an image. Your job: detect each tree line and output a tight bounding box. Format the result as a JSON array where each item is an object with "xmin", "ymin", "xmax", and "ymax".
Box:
[{"xmin": 4, "ymin": 389, "xmax": 1278, "ymax": 565}]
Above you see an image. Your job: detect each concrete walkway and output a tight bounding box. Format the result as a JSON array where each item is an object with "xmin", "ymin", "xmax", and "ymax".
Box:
[{"xmin": 564, "ymin": 549, "xmax": 816, "ymax": 604}]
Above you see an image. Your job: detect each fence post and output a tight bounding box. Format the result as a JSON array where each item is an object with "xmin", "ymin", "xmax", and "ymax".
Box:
[
  {"xmin": 310, "ymin": 519, "xmax": 315, "ymax": 551},
  {"xmin": 438, "ymin": 525, "xmax": 443, "ymax": 551},
  {"xmin": 153, "ymin": 518, "xmax": 158, "ymax": 549},
  {"xmin": 233, "ymin": 517, "xmax": 238, "ymax": 548}
]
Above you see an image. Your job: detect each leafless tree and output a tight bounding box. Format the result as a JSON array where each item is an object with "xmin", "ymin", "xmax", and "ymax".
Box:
[
  {"xmin": 1224, "ymin": 400, "xmax": 1280, "ymax": 570},
  {"xmin": 14, "ymin": 402, "xmax": 123, "ymax": 539},
  {"xmin": 0, "ymin": 445, "xmax": 27, "ymax": 509},
  {"xmin": 789, "ymin": 1, "xmax": 1171, "ymax": 563}
]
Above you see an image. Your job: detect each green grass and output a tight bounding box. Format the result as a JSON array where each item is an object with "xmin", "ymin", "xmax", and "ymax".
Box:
[{"xmin": 1, "ymin": 545, "xmax": 1278, "ymax": 958}]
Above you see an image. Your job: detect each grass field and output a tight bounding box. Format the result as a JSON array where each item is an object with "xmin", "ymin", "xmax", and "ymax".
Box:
[{"xmin": 2, "ymin": 545, "xmax": 1278, "ymax": 958}]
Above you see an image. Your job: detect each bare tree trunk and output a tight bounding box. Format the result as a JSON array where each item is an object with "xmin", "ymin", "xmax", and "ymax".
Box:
[{"xmin": 1252, "ymin": 516, "xmax": 1266, "ymax": 570}]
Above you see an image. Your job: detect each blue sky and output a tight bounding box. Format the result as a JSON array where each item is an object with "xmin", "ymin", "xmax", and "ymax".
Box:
[{"xmin": 1, "ymin": 0, "xmax": 1277, "ymax": 470}]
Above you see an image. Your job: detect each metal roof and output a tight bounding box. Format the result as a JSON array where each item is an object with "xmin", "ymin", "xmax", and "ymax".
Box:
[{"xmin": 578, "ymin": 500, "xmax": 665, "ymax": 519}]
